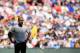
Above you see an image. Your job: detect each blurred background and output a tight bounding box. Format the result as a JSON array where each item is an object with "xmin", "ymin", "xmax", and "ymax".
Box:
[{"xmin": 0, "ymin": 0, "xmax": 80, "ymax": 49}]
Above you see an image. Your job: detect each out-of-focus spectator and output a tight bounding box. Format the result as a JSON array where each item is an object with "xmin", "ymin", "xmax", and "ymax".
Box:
[
  {"xmin": 0, "ymin": 0, "xmax": 80, "ymax": 48},
  {"xmin": 74, "ymin": 39, "xmax": 80, "ymax": 48}
]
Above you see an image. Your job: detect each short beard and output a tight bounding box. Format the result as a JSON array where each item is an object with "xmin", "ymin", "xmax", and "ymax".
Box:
[{"xmin": 18, "ymin": 23, "xmax": 23, "ymax": 27}]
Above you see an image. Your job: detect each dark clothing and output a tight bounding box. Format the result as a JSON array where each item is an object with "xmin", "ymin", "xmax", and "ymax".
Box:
[{"xmin": 15, "ymin": 42, "xmax": 26, "ymax": 53}]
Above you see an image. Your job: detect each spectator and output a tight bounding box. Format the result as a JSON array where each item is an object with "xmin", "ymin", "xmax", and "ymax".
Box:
[{"xmin": 0, "ymin": 0, "xmax": 80, "ymax": 48}]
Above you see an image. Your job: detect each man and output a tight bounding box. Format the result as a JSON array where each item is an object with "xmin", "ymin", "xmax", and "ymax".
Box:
[{"xmin": 8, "ymin": 16, "xmax": 30, "ymax": 53}]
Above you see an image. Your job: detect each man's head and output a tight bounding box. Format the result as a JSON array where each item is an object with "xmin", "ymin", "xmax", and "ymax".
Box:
[{"xmin": 18, "ymin": 16, "xmax": 24, "ymax": 27}]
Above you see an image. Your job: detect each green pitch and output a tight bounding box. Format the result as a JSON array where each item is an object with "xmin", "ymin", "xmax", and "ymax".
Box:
[{"xmin": 0, "ymin": 48, "xmax": 80, "ymax": 53}]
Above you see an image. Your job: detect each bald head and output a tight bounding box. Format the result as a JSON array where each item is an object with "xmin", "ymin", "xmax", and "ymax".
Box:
[{"xmin": 18, "ymin": 16, "xmax": 24, "ymax": 27}]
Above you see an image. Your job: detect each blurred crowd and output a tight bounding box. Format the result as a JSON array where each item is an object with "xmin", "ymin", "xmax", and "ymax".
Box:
[{"xmin": 0, "ymin": 0, "xmax": 80, "ymax": 48}]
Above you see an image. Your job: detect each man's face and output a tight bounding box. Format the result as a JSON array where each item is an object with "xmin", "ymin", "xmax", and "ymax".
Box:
[{"xmin": 18, "ymin": 18, "xmax": 23, "ymax": 27}]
